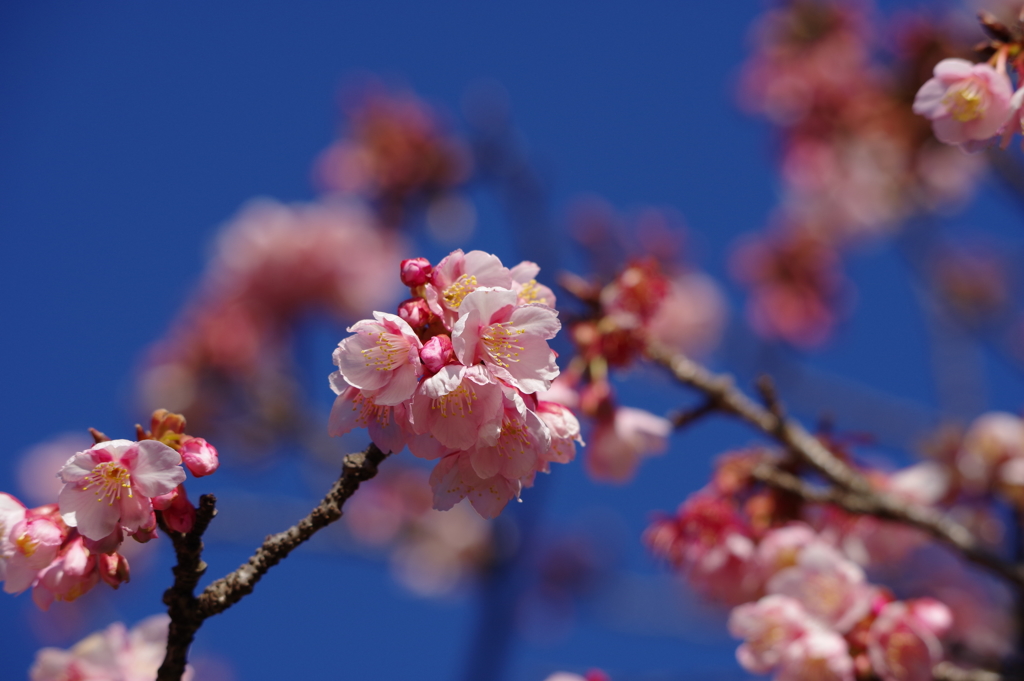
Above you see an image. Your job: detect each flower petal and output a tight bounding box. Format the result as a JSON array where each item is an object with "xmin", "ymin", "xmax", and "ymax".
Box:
[{"xmin": 130, "ymin": 441, "xmax": 185, "ymax": 498}]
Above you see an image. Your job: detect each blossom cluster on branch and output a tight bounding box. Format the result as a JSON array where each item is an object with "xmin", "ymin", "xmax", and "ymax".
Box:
[{"xmin": 328, "ymin": 249, "xmax": 583, "ymax": 518}]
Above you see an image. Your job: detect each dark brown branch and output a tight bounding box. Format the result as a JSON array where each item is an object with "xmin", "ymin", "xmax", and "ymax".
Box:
[
  {"xmin": 668, "ymin": 398, "xmax": 720, "ymax": 430},
  {"xmin": 156, "ymin": 443, "xmax": 389, "ymax": 681},
  {"xmin": 646, "ymin": 343, "xmax": 1024, "ymax": 589}
]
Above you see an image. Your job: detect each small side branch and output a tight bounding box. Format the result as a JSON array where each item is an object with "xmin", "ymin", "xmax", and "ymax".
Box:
[
  {"xmin": 156, "ymin": 443, "xmax": 388, "ymax": 681},
  {"xmin": 933, "ymin": 661, "xmax": 1004, "ymax": 681},
  {"xmin": 646, "ymin": 343, "xmax": 1024, "ymax": 590}
]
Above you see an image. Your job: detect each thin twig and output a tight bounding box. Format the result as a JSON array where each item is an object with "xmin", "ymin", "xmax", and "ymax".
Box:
[
  {"xmin": 668, "ymin": 398, "xmax": 720, "ymax": 430},
  {"xmin": 156, "ymin": 443, "xmax": 389, "ymax": 681},
  {"xmin": 646, "ymin": 343, "xmax": 1024, "ymax": 589}
]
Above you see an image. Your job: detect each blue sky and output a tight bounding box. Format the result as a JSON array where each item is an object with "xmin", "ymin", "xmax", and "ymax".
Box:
[{"xmin": 2, "ymin": 1, "xmax": 1022, "ymax": 679}]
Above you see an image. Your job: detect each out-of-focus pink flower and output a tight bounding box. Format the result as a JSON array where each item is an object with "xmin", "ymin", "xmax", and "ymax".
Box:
[
  {"xmin": 777, "ymin": 628, "xmax": 855, "ymax": 681},
  {"xmin": 767, "ymin": 543, "xmax": 873, "ymax": 633},
  {"xmin": 179, "ymin": 437, "xmax": 219, "ymax": 478},
  {"xmin": 0, "ymin": 492, "xmax": 28, "ymax": 583},
  {"xmin": 731, "ymin": 227, "xmax": 846, "ymax": 348},
  {"xmin": 645, "ymin": 492, "xmax": 760, "ymax": 604},
  {"xmin": 33, "ymin": 538, "xmax": 98, "ymax": 611},
  {"xmin": 913, "ymin": 58, "xmax": 1013, "ymax": 146},
  {"xmin": 333, "ymin": 311, "xmax": 424, "ymax": 406},
  {"xmin": 586, "ymin": 407, "xmax": 671, "ymax": 483},
  {"xmin": 57, "ymin": 440, "xmax": 186, "ymax": 541},
  {"xmin": 3, "ymin": 515, "xmax": 64, "ymax": 595},
  {"xmin": 867, "ymin": 600, "xmax": 948, "ymax": 681},
  {"xmin": 729, "ymin": 594, "xmax": 817, "ymax": 674},
  {"xmin": 314, "ymin": 87, "xmax": 470, "ymax": 213},
  {"xmin": 645, "ymin": 272, "xmax": 726, "ymax": 358},
  {"xmin": 30, "ymin": 614, "xmax": 192, "ymax": 681},
  {"xmin": 755, "ymin": 523, "xmax": 824, "ymax": 581},
  {"xmin": 400, "ymin": 257, "xmax": 433, "ymax": 287},
  {"xmin": 958, "ymin": 411, "xmax": 1024, "ymax": 493}
]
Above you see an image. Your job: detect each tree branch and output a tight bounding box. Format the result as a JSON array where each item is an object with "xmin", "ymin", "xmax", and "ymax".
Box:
[
  {"xmin": 156, "ymin": 443, "xmax": 389, "ymax": 681},
  {"xmin": 933, "ymin": 661, "xmax": 1005, "ymax": 681},
  {"xmin": 646, "ymin": 343, "xmax": 1024, "ymax": 590}
]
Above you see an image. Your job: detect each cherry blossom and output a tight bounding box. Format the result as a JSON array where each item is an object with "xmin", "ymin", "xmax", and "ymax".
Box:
[
  {"xmin": 729, "ymin": 595, "xmax": 816, "ymax": 674},
  {"xmin": 914, "ymin": 58, "xmax": 1014, "ymax": 147},
  {"xmin": 57, "ymin": 440, "xmax": 186, "ymax": 541},
  {"xmin": 586, "ymin": 407, "xmax": 671, "ymax": 483},
  {"xmin": 333, "ymin": 311, "xmax": 424, "ymax": 406}
]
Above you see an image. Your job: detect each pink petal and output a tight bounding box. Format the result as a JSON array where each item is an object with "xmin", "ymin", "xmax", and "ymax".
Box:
[
  {"xmin": 130, "ymin": 441, "xmax": 185, "ymax": 498},
  {"xmin": 328, "ymin": 388, "xmax": 362, "ymax": 437},
  {"xmin": 58, "ymin": 485, "xmax": 120, "ymax": 540},
  {"xmin": 118, "ymin": 492, "xmax": 154, "ymax": 533},
  {"xmin": 912, "ymin": 78, "xmax": 950, "ymax": 118},
  {"xmin": 933, "ymin": 58, "xmax": 974, "ymax": 81}
]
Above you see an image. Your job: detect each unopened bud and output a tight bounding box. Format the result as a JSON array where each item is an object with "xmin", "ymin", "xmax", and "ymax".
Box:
[
  {"xmin": 181, "ymin": 437, "xmax": 219, "ymax": 477},
  {"xmin": 129, "ymin": 513, "xmax": 159, "ymax": 544},
  {"xmin": 98, "ymin": 552, "xmax": 130, "ymax": 589},
  {"xmin": 421, "ymin": 335, "xmax": 456, "ymax": 374},
  {"xmin": 150, "ymin": 409, "xmax": 187, "ymax": 447},
  {"xmin": 400, "ymin": 257, "xmax": 433, "ymax": 287},
  {"xmin": 155, "ymin": 484, "xmax": 196, "ymax": 534},
  {"xmin": 398, "ymin": 297, "xmax": 434, "ymax": 329}
]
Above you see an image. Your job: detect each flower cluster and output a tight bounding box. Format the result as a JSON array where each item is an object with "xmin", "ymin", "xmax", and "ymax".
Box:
[
  {"xmin": 329, "ymin": 249, "xmax": 582, "ymax": 519},
  {"xmin": 30, "ymin": 615, "xmax": 191, "ymax": 681},
  {"xmin": 644, "ymin": 434, "xmax": 1021, "ymax": 677},
  {"xmin": 0, "ymin": 410, "xmax": 218, "ymax": 610},
  {"xmin": 315, "ymin": 85, "xmax": 471, "ymax": 224}
]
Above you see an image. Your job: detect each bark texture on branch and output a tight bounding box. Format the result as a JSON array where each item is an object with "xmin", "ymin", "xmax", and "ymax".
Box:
[
  {"xmin": 156, "ymin": 443, "xmax": 388, "ymax": 681},
  {"xmin": 646, "ymin": 343, "xmax": 1024, "ymax": 590}
]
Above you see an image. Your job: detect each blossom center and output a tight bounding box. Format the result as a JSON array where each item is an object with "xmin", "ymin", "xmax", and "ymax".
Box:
[
  {"xmin": 496, "ymin": 417, "xmax": 530, "ymax": 460},
  {"xmin": 351, "ymin": 392, "xmax": 391, "ymax": 427},
  {"xmin": 946, "ymin": 81, "xmax": 986, "ymax": 122},
  {"xmin": 81, "ymin": 462, "xmax": 132, "ymax": 505},
  {"xmin": 481, "ymin": 323, "xmax": 525, "ymax": 368},
  {"xmin": 433, "ymin": 382, "xmax": 477, "ymax": 418},
  {"xmin": 15, "ymin": 532, "xmax": 38, "ymax": 558},
  {"xmin": 442, "ymin": 274, "xmax": 478, "ymax": 309},
  {"xmin": 361, "ymin": 331, "xmax": 404, "ymax": 372},
  {"xmin": 518, "ymin": 279, "xmax": 548, "ymax": 305}
]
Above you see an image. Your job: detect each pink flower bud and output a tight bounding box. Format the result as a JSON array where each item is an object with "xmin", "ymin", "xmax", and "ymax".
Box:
[
  {"xmin": 180, "ymin": 437, "xmax": 219, "ymax": 477},
  {"xmin": 153, "ymin": 485, "xmax": 196, "ymax": 533},
  {"xmin": 83, "ymin": 526, "xmax": 124, "ymax": 555},
  {"xmin": 398, "ymin": 297, "xmax": 433, "ymax": 329},
  {"xmin": 98, "ymin": 552, "xmax": 130, "ymax": 589},
  {"xmin": 420, "ymin": 334, "xmax": 456, "ymax": 374},
  {"xmin": 400, "ymin": 257, "xmax": 433, "ymax": 287},
  {"xmin": 129, "ymin": 513, "xmax": 158, "ymax": 544}
]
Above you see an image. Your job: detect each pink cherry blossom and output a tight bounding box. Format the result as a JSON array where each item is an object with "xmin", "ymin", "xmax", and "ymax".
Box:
[
  {"xmin": 409, "ymin": 364, "xmax": 504, "ymax": 451},
  {"xmin": 2, "ymin": 515, "xmax": 65, "ymax": 595},
  {"xmin": 425, "ymin": 250, "xmax": 513, "ymax": 323},
  {"xmin": 767, "ymin": 543, "xmax": 874, "ymax": 633},
  {"xmin": 511, "ymin": 260, "xmax": 557, "ymax": 307},
  {"xmin": 536, "ymin": 400, "xmax": 584, "ymax": 468},
  {"xmin": 777, "ymin": 628, "xmax": 855, "ymax": 681},
  {"xmin": 398, "ymin": 297, "xmax": 434, "ymax": 330},
  {"xmin": 468, "ymin": 390, "xmax": 551, "ymax": 482},
  {"xmin": 57, "ymin": 440, "xmax": 186, "ymax": 541},
  {"xmin": 429, "ymin": 450, "xmax": 522, "ymax": 519},
  {"xmin": 867, "ymin": 601, "xmax": 946, "ymax": 681},
  {"xmin": 0, "ymin": 492, "xmax": 28, "ymax": 583},
  {"xmin": 179, "ymin": 437, "xmax": 219, "ymax": 477},
  {"xmin": 32, "ymin": 537, "xmax": 98, "ymax": 610},
  {"xmin": 729, "ymin": 595, "xmax": 816, "ymax": 674},
  {"xmin": 333, "ymin": 311, "xmax": 423, "ymax": 406},
  {"xmin": 913, "ymin": 58, "xmax": 1014, "ymax": 146},
  {"xmin": 152, "ymin": 484, "xmax": 196, "ymax": 534},
  {"xmin": 329, "ymin": 381, "xmax": 411, "ymax": 455},
  {"xmin": 645, "ymin": 272, "xmax": 726, "ymax": 358},
  {"xmin": 958, "ymin": 411, "xmax": 1024, "ymax": 492},
  {"xmin": 30, "ymin": 614, "xmax": 193, "ymax": 681},
  {"xmin": 586, "ymin": 407, "xmax": 671, "ymax": 483},
  {"xmin": 452, "ymin": 287, "xmax": 560, "ymax": 394},
  {"xmin": 755, "ymin": 523, "xmax": 824, "ymax": 582}
]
